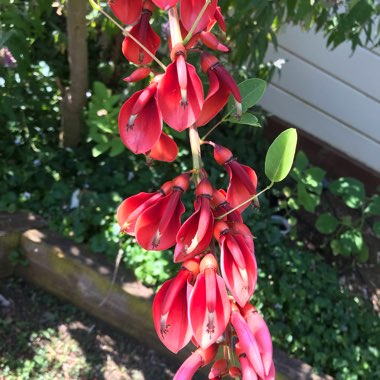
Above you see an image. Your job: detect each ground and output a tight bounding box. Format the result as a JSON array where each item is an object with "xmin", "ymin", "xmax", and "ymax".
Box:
[{"xmin": 0, "ymin": 277, "xmax": 182, "ymax": 380}]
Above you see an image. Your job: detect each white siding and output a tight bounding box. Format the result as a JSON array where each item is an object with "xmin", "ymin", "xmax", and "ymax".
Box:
[{"xmin": 260, "ymin": 25, "xmax": 380, "ymax": 174}]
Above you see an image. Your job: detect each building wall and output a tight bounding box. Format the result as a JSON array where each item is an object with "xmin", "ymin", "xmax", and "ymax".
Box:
[{"xmin": 259, "ymin": 25, "xmax": 380, "ymax": 174}]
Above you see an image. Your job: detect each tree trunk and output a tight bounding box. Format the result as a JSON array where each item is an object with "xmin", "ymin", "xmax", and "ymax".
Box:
[{"xmin": 60, "ymin": 0, "xmax": 88, "ymax": 147}]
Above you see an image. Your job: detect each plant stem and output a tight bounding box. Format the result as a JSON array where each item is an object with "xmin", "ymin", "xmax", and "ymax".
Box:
[
  {"xmin": 183, "ymin": 0, "xmax": 212, "ymax": 45},
  {"xmin": 189, "ymin": 125, "xmax": 203, "ymax": 185},
  {"xmin": 217, "ymin": 183, "xmax": 274, "ymax": 220},
  {"xmin": 201, "ymin": 114, "xmax": 229, "ymax": 141},
  {"xmin": 98, "ymin": 7, "xmax": 167, "ymax": 71}
]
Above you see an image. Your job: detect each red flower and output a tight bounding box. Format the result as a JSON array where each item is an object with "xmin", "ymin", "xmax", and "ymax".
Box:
[
  {"xmin": 152, "ymin": 0, "xmax": 178, "ymax": 10},
  {"xmin": 211, "ymin": 189, "xmax": 243, "ymax": 223},
  {"xmin": 174, "ymin": 179, "xmax": 214, "ymax": 262},
  {"xmin": 152, "ymin": 258, "xmax": 199, "ymax": 353},
  {"xmin": 117, "ymin": 180, "xmax": 172, "ymax": 235},
  {"xmin": 147, "ymin": 131, "xmax": 178, "ymax": 162},
  {"xmin": 196, "ymin": 53, "xmax": 241, "ymax": 127},
  {"xmin": 123, "ymin": 67, "xmax": 151, "ymax": 83},
  {"xmin": 157, "ymin": 46, "xmax": 204, "ymax": 131},
  {"xmin": 122, "ymin": 6, "xmax": 160, "ymax": 65},
  {"xmin": 118, "ymin": 80, "xmax": 162, "ymax": 154},
  {"xmin": 174, "ymin": 344, "xmax": 218, "ymax": 380},
  {"xmin": 180, "ymin": 0, "xmax": 218, "ymax": 35},
  {"xmin": 135, "ymin": 173, "xmax": 190, "ymax": 250},
  {"xmin": 188, "ymin": 254, "xmax": 231, "ymax": 349},
  {"xmin": 108, "ymin": 0, "xmax": 142, "ymax": 25},
  {"xmin": 214, "ymin": 221, "xmax": 257, "ymax": 307},
  {"xmin": 208, "ymin": 359, "xmax": 228, "ymax": 378},
  {"xmin": 213, "ymin": 144, "xmax": 258, "ymax": 213}
]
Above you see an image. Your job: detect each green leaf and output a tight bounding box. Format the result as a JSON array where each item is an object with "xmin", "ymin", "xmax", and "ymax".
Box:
[
  {"xmin": 109, "ymin": 138, "xmax": 125, "ymax": 157},
  {"xmin": 92, "ymin": 142, "xmax": 110, "ymax": 157},
  {"xmin": 373, "ymin": 221, "xmax": 380, "ymax": 238},
  {"xmin": 227, "ymin": 113, "xmax": 261, "ymax": 127},
  {"xmin": 357, "ymin": 243, "xmax": 369, "ymax": 263},
  {"xmin": 227, "ymin": 78, "xmax": 266, "ymax": 114},
  {"xmin": 329, "ymin": 177, "xmax": 365, "ymax": 209},
  {"xmin": 339, "ymin": 230, "xmax": 363, "ymax": 255},
  {"xmin": 88, "ymin": 0, "xmax": 101, "ymax": 11},
  {"xmin": 265, "ymin": 128, "xmax": 298, "ymax": 183},
  {"xmin": 365, "ymin": 194, "xmax": 380, "ymax": 215},
  {"xmin": 302, "ymin": 167, "xmax": 326, "ymax": 191},
  {"xmin": 330, "ymin": 239, "xmax": 342, "ymax": 256},
  {"xmin": 294, "ymin": 150, "xmax": 309, "ymax": 171},
  {"xmin": 297, "ymin": 183, "xmax": 319, "ymax": 212},
  {"xmin": 315, "ymin": 213, "xmax": 339, "ymax": 234}
]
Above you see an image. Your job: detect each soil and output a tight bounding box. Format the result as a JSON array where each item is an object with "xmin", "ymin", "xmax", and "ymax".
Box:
[{"xmin": 0, "ymin": 277, "xmax": 192, "ymax": 380}]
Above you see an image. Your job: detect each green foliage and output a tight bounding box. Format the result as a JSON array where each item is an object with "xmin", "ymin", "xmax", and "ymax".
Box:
[
  {"xmin": 279, "ymin": 151, "xmax": 380, "ymax": 262},
  {"xmin": 265, "ymin": 128, "xmax": 298, "ymax": 183}
]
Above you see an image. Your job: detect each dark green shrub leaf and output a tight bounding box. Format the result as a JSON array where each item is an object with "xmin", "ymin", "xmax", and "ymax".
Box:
[
  {"xmin": 329, "ymin": 177, "xmax": 365, "ymax": 209},
  {"xmin": 315, "ymin": 213, "xmax": 339, "ymax": 234},
  {"xmin": 357, "ymin": 243, "xmax": 369, "ymax": 263},
  {"xmin": 373, "ymin": 221, "xmax": 380, "ymax": 238},
  {"xmin": 265, "ymin": 128, "xmax": 298, "ymax": 183},
  {"xmin": 339, "ymin": 230, "xmax": 363, "ymax": 255},
  {"xmin": 297, "ymin": 183, "xmax": 319, "ymax": 212},
  {"xmin": 294, "ymin": 151, "xmax": 309, "ymax": 171},
  {"xmin": 365, "ymin": 194, "xmax": 380, "ymax": 215}
]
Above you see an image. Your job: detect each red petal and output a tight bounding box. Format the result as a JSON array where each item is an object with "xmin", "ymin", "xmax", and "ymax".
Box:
[
  {"xmin": 226, "ymin": 162, "xmax": 258, "ymax": 213},
  {"xmin": 117, "ymin": 192, "xmax": 162, "ymax": 235},
  {"xmin": 108, "ymin": 0, "xmax": 142, "ymax": 25},
  {"xmin": 180, "ymin": 0, "xmax": 218, "ymax": 34},
  {"xmin": 200, "ymin": 31, "xmax": 229, "ymax": 52},
  {"xmin": 148, "ymin": 132, "xmax": 178, "ymax": 162},
  {"xmin": 239, "ymin": 354, "xmax": 258, "ymax": 380},
  {"xmin": 173, "ymin": 351, "xmax": 203, "ymax": 380},
  {"xmin": 152, "ymin": 275, "xmax": 192, "ymax": 353},
  {"xmin": 158, "ymin": 60, "xmax": 204, "ymax": 131},
  {"xmin": 152, "ymin": 0, "xmax": 178, "ymax": 10},
  {"xmin": 135, "ymin": 191, "xmax": 185, "ymax": 250},
  {"xmin": 122, "ymin": 13, "xmax": 161, "ymax": 65},
  {"xmin": 118, "ymin": 88, "xmax": 162, "ymax": 154},
  {"xmin": 123, "ymin": 67, "xmax": 151, "ymax": 82}
]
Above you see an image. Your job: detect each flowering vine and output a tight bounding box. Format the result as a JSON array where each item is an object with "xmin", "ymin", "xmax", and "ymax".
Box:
[{"xmin": 90, "ymin": 0, "xmax": 297, "ymax": 378}]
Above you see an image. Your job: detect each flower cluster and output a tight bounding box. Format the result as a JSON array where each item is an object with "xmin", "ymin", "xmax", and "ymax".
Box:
[{"xmin": 108, "ymin": 0, "xmax": 275, "ymax": 378}]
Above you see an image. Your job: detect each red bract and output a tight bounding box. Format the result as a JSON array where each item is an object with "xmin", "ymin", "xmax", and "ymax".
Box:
[
  {"xmin": 196, "ymin": 53, "xmax": 241, "ymax": 127},
  {"xmin": 174, "ymin": 179, "xmax": 214, "ymax": 262},
  {"xmin": 189, "ymin": 254, "xmax": 231, "ymax": 349},
  {"xmin": 152, "ymin": 0, "xmax": 178, "ymax": 10},
  {"xmin": 180, "ymin": 0, "xmax": 218, "ymax": 34},
  {"xmin": 157, "ymin": 48, "xmax": 204, "ymax": 131},
  {"xmin": 152, "ymin": 258, "xmax": 199, "ymax": 353},
  {"xmin": 242, "ymin": 304, "xmax": 274, "ymax": 378},
  {"xmin": 230, "ymin": 303, "xmax": 265, "ymax": 379},
  {"xmin": 174, "ymin": 344, "xmax": 218, "ymax": 380},
  {"xmin": 214, "ymin": 221, "xmax": 257, "ymax": 307},
  {"xmin": 135, "ymin": 173, "xmax": 190, "ymax": 250},
  {"xmin": 108, "ymin": 0, "xmax": 142, "ymax": 25},
  {"xmin": 200, "ymin": 31, "xmax": 229, "ymax": 52},
  {"xmin": 213, "ymin": 144, "xmax": 258, "ymax": 213},
  {"xmin": 148, "ymin": 131, "xmax": 178, "ymax": 162},
  {"xmin": 117, "ymin": 180, "xmax": 171, "ymax": 235},
  {"xmin": 118, "ymin": 81, "xmax": 162, "ymax": 154},
  {"xmin": 123, "ymin": 67, "xmax": 151, "ymax": 82},
  {"xmin": 122, "ymin": 9, "xmax": 160, "ymax": 65}
]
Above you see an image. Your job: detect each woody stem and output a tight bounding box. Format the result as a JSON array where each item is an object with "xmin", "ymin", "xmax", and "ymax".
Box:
[
  {"xmin": 183, "ymin": 0, "xmax": 212, "ymax": 45},
  {"xmin": 98, "ymin": 7, "xmax": 167, "ymax": 71},
  {"xmin": 189, "ymin": 125, "xmax": 203, "ymax": 185}
]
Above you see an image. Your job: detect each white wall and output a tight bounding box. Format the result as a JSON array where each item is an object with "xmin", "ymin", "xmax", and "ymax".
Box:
[{"xmin": 259, "ymin": 25, "xmax": 380, "ymax": 174}]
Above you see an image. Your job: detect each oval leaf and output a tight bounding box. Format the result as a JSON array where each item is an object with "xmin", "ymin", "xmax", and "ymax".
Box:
[
  {"xmin": 315, "ymin": 213, "xmax": 339, "ymax": 234},
  {"xmin": 227, "ymin": 78, "xmax": 267, "ymax": 113},
  {"xmin": 265, "ymin": 128, "xmax": 298, "ymax": 183},
  {"xmin": 227, "ymin": 113, "xmax": 261, "ymax": 127}
]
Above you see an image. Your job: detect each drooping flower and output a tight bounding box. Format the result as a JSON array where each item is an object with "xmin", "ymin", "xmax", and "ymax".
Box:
[
  {"xmin": 122, "ymin": 4, "xmax": 161, "ymax": 65},
  {"xmin": 180, "ymin": 0, "xmax": 218, "ymax": 35},
  {"xmin": 214, "ymin": 221, "xmax": 257, "ymax": 307},
  {"xmin": 211, "ymin": 189, "xmax": 242, "ymax": 223},
  {"xmin": 208, "ymin": 359, "xmax": 228, "ymax": 379},
  {"xmin": 174, "ymin": 179, "xmax": 214, "ymax": 262},
  {"xmin": 117, "ymin": 180, "xmax": 172, "ymax": 235},
  {"xmin": 188, "ymin": 253, "xmax": 231, "ymax": 349},
  {"xmin": 123, "ymin": 67, "xmax": 151, "ymax": 82},
  {"xmin": 213, "ymin": 144, "xmax": 258, "ymax": 213},
  {"xmin": 135, "ymin": 173, "xmax": 190, "ymax": 250},
  {"xmin": 118, "ymin": 80, "xmax": 162, "ymax": 154},
  {"xmin": 108, "ymin": 0, "xmax": 142, "ymax": 25},
  {"xmin": 230, "ymin": 303, "xmax": 265, "ymax": 379},
  {"xmin": 242, "ymin": 304, "xmax": 274, "ymax": 378},
  {"xmin": 174, "ymin": 344, "xmax": 218, "ymax": 380},
  {"xmin": 157, "ymin": 45, "xmax": 204, "ymax": 131},
  {"xmin": 147, "ymin": 131, "xmax": 178, "ymax": 162},
  {"xmin": 152, "ymin": 258, "xmax": 199, "ymax": 353},
  {"xmin": 196, "ymin": 53, "xmax": 241, "ymax": 127}
]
